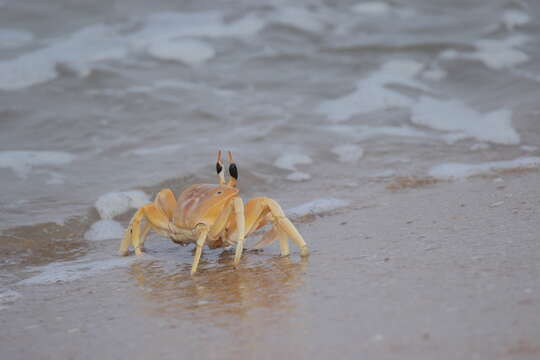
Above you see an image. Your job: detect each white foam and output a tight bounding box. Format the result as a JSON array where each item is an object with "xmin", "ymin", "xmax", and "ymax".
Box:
[
  {"xmin": 421, "ymin": 67, "xmax": 447, "ymax": 81},
  {"xmin": 318, "ymin": 60, "xmax": 426, "ymax": 122},
  {"xmin": 95, "ymin": 190, "xmax": 150, "ymax": 219},
  {"xmin": 332, "ymin": 144, "xmax": 364, "ymax": 163},
  {"xmin": 0, "ymin": 24, "xmax": 127, "ymax": 90},
  {"xmin": 352, "ymin": 2, "xmax": 391, "ymax": 16},
  {"xmin": 130, "ymin": 144, "xmax": 184, "ymax": 156},
  {"xmin": 286, "ymin": 171, "xmax": 312, "ymax": 182},
  {"xmin": 0, "ymin": 11, "xmax": 264, "ymax": 90},
  {"xmin": 369, "ymin": 169, "xmax": 396, "ymax": 178},
  {"xmin": 20, "ymin": 257, "xmax": 136, "ymax": 285},
  {"xmin": 287, "ymin": 198, "xmax": 350, "ymax": 218},
  {"xmin": 0, "ymin": 28, "xmax": 33, "ymax": 49},
  {"xmin": 137, "ymin": 11, "xmax": 264, "ymax": 40},
  {"xmin": 470, "ymin": 143, "xmax": 490, "ymax": 151},
  {"xmin": 275, "ymin": 153, "xmax": 313, "ymax": 181},
  {"xmin": 428, "ymin": 157, "xmax": 540, "ymax": 179},
  {"xmin": 0, "ymin": 289, "xmax": 22, "ymax": 311},
  {"xmin": 0, "ymin": 151, "xmax": 75, "ymax": 179},
  {"xmin": 502, "ymin": 9, "xmax": 530, "ymax": 30},
  {"xmin": 323, "ymin": 124, "xmax": 432, "ymax": 142},
  {"xmin": 84, "ymin": 219, "xmax": 125, "ymax": 241},
  {"xmin": 440, "ymin": 35, "xmax": 529, "ymax": 69},
  {"xmin": 270, "ymin": 7, "xmax": 326, "ymax": 33},
  {"xmin": 147, "ymin": 39, "xmax": 215, "ymax": 65},
  {"xmin": 274, "ymin": 153, "xmax": 313, "ymax": 171},
  {"xmin": 411, "ymin": 96, "xmax": 519, "ymax": 145}
]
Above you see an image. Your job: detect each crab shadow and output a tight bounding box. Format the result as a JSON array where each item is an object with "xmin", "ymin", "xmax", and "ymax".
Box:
[{"xmin": 129, "ymin": 250, "xmax": 309, "ymax": 325}]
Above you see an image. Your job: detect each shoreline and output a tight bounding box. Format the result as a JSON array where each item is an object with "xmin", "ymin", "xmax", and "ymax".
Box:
[{"xmin": 1, "ymin": 170, "xmax": 539, "ymax": 359}]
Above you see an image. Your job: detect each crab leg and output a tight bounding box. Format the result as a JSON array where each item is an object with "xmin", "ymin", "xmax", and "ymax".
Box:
[
  {"xmin": 233, "ymin": 197, "xmax": 246, "ymax": 266},
  {"xmin": 247, "ymin": 197, "xmax": 309, "ymax": 257},
  {"xmin": 118, "ymin": 189, "xmax": 176, "ymax": 256},
  {"xmin": 138, "ymin": 221, "xmax": 152, "ymax": 251},
  {"xmin": 191, "ymin": 225, "xmax": 209, "ymax": 275}
]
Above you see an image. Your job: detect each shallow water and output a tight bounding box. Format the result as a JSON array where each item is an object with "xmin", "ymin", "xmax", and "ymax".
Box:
[{"xmin": 1, "ymin": 0, "xmax": 540, "ymax": 358}]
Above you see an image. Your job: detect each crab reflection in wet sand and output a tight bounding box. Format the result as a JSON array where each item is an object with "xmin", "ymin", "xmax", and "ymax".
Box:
[
  {"xmin": 119, "ymin": 151, "xmax": 309, "ymax": 274},
  {"xmin": 129, "ymin": 256, "xmax": 308, "ymax": 319}
]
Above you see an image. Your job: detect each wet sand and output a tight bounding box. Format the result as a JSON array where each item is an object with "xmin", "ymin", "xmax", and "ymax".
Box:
[{"xmin": 1, "ymin": 171, "xmax": 539, "ymax": 360}]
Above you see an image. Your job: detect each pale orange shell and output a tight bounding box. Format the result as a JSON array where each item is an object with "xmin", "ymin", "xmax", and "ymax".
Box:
[{"xmin": 173, "ymin": 184, "xmax": 238, "ymax": 228}]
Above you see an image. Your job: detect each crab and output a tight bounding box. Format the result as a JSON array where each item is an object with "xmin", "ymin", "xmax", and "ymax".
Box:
[{"xmin": 118, "ymin": 151, "xmax": 309, "ymax": 274}]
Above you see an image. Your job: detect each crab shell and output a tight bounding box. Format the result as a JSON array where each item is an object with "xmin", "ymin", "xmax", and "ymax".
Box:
[{"xmin": 173, "ymin": 184, "xmax": 239, "ymax": 229}]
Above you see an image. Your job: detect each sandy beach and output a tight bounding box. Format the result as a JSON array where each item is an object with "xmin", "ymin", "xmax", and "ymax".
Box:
[
  {"xmin": 1, "ymin": 169, "xmax": 539, "ymax": 360},
  {"xmin": 1, "ymin": 0, "xmax": 540, "ymax": 358}
]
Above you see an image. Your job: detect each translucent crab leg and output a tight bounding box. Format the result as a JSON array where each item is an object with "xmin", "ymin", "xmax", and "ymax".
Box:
[
  {"xmin": 118, "ymin": 202, "xmax": 173, "ymax": 256},
  {"xmin": 233, "ymin": 197, "xmax": 245, "ymax": 266},
  {"xmin": 191, "ymin": 225, "xmax": 209, "ymax": 275},
  {"xmin": 138, "ymin": 221, "xmax": 152, "ymax": 251},
  {"xmin": 248, "ymin": 197, "xmax": 309, "ymax": 257},
  {"xmin": 119, "ymin": 207, "xmax": 144, "ymax": 256}
]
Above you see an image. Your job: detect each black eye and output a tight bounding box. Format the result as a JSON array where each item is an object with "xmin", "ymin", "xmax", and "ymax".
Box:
[{"xmin": 217, "ymin": 191, "xmax": 223, "ymax": 195}]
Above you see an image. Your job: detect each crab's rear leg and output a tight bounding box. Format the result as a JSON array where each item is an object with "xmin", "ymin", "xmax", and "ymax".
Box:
[
  {"xmin": 245, "ymin": 197, "xmax": 309, "ymax": 257},
  {"xmin": 118, "ymin": 189, "xmax": 176, "ymax": 256}
]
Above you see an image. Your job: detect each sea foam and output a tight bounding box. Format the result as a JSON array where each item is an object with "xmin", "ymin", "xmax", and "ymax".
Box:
[
  {"xmin": 94, "ymin": 191, "xmax": 150, "ymax": 219},
  {"xmin": 20, "ymin": 257, "xmax": 136, "ymax": 285},
  {"xmin": 287, "ymin": 198, "xmax": 350, "ymax": 218},
  {"xmin": 318, "ymin": 60, "xmax": 426, "ymax": 122},
  {"xmin": 270, "ymin": 7, "xmax": 327, "ymax": 33},
  {"xmin": 352, "ymin": 2, "xmax": 391, "ymax": 16},
  {"xmin": 411, "ymin": 96, "xmax": 520, "ymax": 145},
  {"xmin": 440, "ymin": 35, "xmax": 529, "ymax": 70},
  {"xmin": 0, "ymin": 28, "xmax": 33, "ymax": 49},
  {"xmin": 331, "ymin": 144, "xmax": 364, "ymax": 163},
  {"xmin": 274, "ymin": 153, "xmax": 313, "ymax": 181},
  {"xmin": 0, "ymin": 151, "xmax": 75, "ymax": 179},
  {"xmin": 429, "ymin": 157, "xmax": 540, "ymax": 179},
  {"xmin": 0, "ymin": 11, "xmax": 265, "ymax": 90},
  {"xmin": 84, "ymin": 219, "xmax": 125, "ymax": 241},
  {"xmin": 147, "ymin": 39, "xmax": 215, "ymax": 65},
  {"xmin": 323, "ymin": 124, "xmax": 431, "ymax": 142},
  {"xmin": 501, "ymin": 9, "xmax": 530, "ymax": 30}
]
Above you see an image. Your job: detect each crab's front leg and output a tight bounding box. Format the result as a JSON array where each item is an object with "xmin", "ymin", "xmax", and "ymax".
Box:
[
  {"xmin": 233, "ymin": 197, "xmax": 245, "ymax": 267},
  {"xmin": 118, "ymin": 188, "xmax": 176, "ymax": 256},
  {"xmin": 191, "ymin": 224, "xmax": 209, "ymax": 275}
]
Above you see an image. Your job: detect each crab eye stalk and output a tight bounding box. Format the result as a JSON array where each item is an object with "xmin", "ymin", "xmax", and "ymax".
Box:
[
  {"xmin": 227, "ymin": 151, "xmax": 238, "ymax": 187},
  {"xmin": 229, "ymin": 163, "xmax": 238, "ymax": 180},
  {"xmin": 216, "ymin": 150, "xmax": 225, "ymax": 185}
]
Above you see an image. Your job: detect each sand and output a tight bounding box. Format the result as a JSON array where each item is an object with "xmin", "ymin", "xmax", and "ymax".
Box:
[{"xmin": 1, "ymin": 171, "xmax": 539, "ymax": 360}]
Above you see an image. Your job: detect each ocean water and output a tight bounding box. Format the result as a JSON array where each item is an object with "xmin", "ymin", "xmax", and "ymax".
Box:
[{"xmin": 0, "ymin": 0, "xmax": 540, "ymax": 351}]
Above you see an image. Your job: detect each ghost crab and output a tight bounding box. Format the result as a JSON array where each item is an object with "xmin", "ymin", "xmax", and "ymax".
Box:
[{"xmin": 119, "ymin": 151, "xmax": 309, "ymax": 274}]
